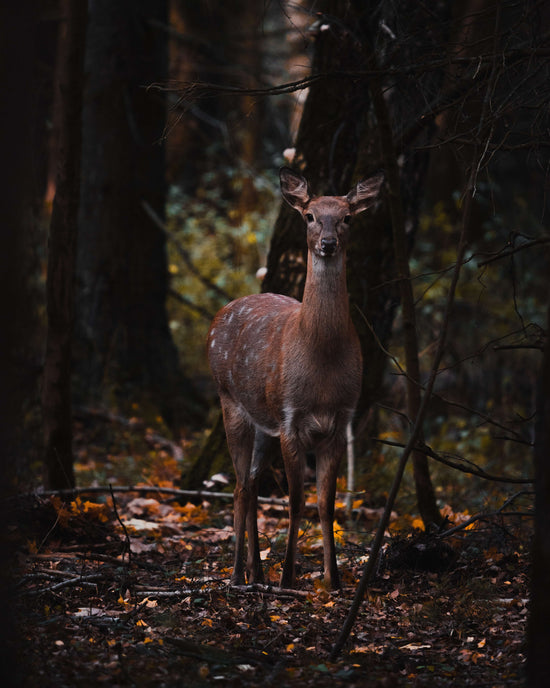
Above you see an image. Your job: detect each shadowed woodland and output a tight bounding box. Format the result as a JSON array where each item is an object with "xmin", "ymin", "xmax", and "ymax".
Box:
[{"xmin": 1, "ymin": 0, "xmax": 550, "ymax": 686}]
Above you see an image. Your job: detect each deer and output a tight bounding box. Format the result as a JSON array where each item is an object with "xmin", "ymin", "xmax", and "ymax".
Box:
[{"xmin": 207, "ymin": 167, "xmax": 383, "ymax": 589}]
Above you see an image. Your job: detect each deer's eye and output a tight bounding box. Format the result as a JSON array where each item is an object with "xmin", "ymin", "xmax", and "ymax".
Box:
[
  {"xmin": 305, "ymin": 212, "xmax": 314, "ymax": 222},
  {"xmin": 343, "ymin": 215, "xmax": 352, "ymax": 224}
]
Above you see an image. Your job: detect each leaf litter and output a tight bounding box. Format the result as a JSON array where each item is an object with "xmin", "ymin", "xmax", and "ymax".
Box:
[{"xmin": 7, "ymin": 423, "xmax": 530, "ymax": 687}]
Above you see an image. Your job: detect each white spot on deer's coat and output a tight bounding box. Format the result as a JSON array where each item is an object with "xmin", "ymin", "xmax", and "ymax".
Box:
[{"xmin": 210, "ymin": 339, "xmax": 216, "ymax": 349}]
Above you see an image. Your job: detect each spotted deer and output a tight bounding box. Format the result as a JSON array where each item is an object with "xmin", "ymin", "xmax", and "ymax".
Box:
[{"xmin": 207, "ymin": 167, "xmax": 383, "ymax": 589}]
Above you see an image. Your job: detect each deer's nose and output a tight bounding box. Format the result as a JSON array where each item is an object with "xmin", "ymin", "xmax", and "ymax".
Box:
[{"xmin": 321, "ymin": 237, "xmax": 338, "ymax": 255}]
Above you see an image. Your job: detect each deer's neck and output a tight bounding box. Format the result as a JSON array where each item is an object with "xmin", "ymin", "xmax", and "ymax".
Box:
[{"xmin": 298, "ymin": 252, "xmax": 352, "ymax": 346}]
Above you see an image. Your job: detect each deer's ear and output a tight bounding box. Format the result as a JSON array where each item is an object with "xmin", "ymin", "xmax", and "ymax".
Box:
[
  {"xmin": 347, "ymin": 172, "xmax": 384, "ymax": 215},
  {"xmin": 280, "ymin": 167, "xmax": 310, "ymax": 210}
]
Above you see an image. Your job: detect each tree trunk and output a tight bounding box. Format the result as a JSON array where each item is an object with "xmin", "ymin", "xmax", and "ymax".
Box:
[
  {"xmin": 263, "ymin": 0, "xmax": 368, "ymax": 299},
  {"xmin": 76, "ymin": 0, "xmax": 203, "ymax": 431},
  {"xmin": 42, "ymin": 0, "xmax": 87, "ymax": 489},
  {"xmin": 0, "ymin": 1, "xmax": 38, "ymax": 680},
  {"xmin": 527, "ymin": 295, "xmax": 550, "ymax": 686}
]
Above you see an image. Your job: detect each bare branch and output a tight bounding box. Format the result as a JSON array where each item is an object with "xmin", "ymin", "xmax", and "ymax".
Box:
[
  {"xmin": 373, "ymin": 437, "xmax": 533, "ymax": 484},
  {"xmin": 439, "ymin": 490, "xmax": 534, "ymax": 538},
  {"xmin": 477, "ymin": 236, "xmax": 550, "ymax": 267},
  {"xmin": 141, "ymin": 200, "xmax": 233, "ymax": 303}
]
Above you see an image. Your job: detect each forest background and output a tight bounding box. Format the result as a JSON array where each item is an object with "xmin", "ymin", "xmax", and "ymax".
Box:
[{"xmin": 1, "ymin": 0, "xmax": 550, "ymax": 686}]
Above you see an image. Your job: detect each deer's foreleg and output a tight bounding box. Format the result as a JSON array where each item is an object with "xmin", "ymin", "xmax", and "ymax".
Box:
[
  {"xmin": 280, "ymin": 435, "xmax": 305, "ymax": 589},
  {"xmin": 220, "ymin": 397, "xmax": 255, "ymax": 585},
  {"xmin": 316, "ymin": 442, "xmax": 345, "ymax": 590}
]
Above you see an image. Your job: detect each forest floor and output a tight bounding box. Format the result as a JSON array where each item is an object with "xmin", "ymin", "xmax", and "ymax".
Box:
[{"xmin": 7, "ymin": 414, "xmax": 530, "ymax": 687}]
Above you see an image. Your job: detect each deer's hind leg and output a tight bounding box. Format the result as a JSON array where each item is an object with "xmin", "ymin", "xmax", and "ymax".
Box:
[
  {"xmin": 315, "ymin": 438, "xmax": 346, "ymax": 590},
  {"xmin": 279, "ymin": 434, "xmax": 306, "ymax": 589}
]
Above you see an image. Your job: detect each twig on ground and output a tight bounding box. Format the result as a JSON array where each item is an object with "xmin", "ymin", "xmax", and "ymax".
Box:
[
  {"xmin": 24, "ymin": 484, "xmax": 289, "ymax": 506},
  {"xmin": 230, "ymin": 583, "xmax": 312, "ymax": 599},
  {"xmin": 134, "ymin": 589, "xmax": 195, "ymax": 598},
  {"xmin": 23, "ymin": 573, "xmax": 105, "ymax": 596}
]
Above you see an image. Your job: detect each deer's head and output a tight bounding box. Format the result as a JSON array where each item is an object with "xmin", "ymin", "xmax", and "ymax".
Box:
[{"xmin": 280, "ymin": 167, "xmax": 384, "ymax": 259}]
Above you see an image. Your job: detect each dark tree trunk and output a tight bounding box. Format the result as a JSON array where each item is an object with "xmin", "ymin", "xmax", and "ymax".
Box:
[
  {"xmin": 0, "ymin": 2, "xmax": 39, "ymax": 684},
  {"xmin": 42, "ymin": 0, "xmax": 87, "ymax": 489},
  {"xmin": 76, "ymin": 0, "xmax": 203, "ymax": 431},
  {"xmin": 527, "ymin": 296, "xmax": 550, "ymax": 686}
]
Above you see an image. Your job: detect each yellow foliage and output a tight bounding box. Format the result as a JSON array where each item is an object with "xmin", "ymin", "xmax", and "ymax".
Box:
[
  {"xmin": 50, "ymin": 495, "xmax": 71, "ymax": 527},
  {"xmin": 333, "ymin": 520, "xmax": 345, "ymax": 545}
]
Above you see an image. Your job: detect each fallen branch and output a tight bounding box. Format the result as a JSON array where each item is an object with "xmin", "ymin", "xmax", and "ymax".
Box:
[
  {"xmin": 134, "ymin": 581, "xmax": 313, "ymax": 600},
  {"xmin": 230, "ymin": 583, "xmax": 311, "ymax": 599},
  {"xmin": 23, "ymin": 484, "xmax": 289, "ymax": 506},
  {"xmin": 23, "ymin": 573, "xmax": 104, "ymax": 596},
  {"xmin": 135, "ymin": 589, "xmax": 195, "ymax": 599}
]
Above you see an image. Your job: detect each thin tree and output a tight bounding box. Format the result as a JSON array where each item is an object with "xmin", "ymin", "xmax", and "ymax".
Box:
[
  {"xmin": 527, "ymin": 292, "xmax": 550, "ymax": 686},
  {"xmin": 0, "ymin": 0, "xmax": 39, "ymax": 683},
  {"xmin": 42, "ymin": 0, "xmax": 87, "ymax": 489}
]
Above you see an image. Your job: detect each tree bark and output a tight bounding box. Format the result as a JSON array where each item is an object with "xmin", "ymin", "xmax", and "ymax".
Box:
[
  {"xmin": 527, "ymin": 296, "xmax": 550, "ymax": 686},
  {"xmin": 76, "ymin": 0, "xmax": 203, "ymax": 431},
  {"xmin": 42, "ymin": 0, "xmax": 87, "ymax": 489},
  {"xmin": 0, "ymin": 1, "xmax": 39, "ymax": 683}
]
